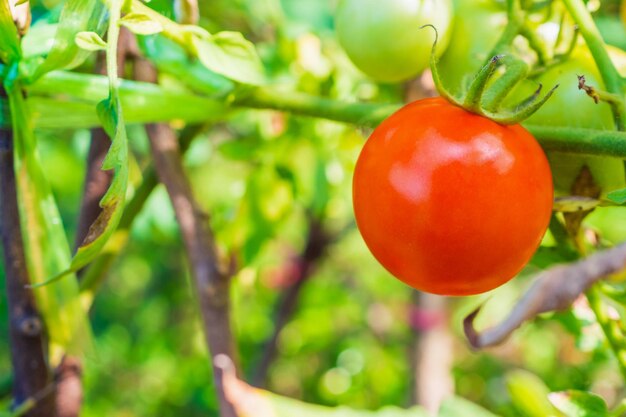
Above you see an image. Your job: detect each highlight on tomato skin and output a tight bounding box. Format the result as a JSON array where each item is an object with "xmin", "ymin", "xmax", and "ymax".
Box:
[{"xmin": 352, "ymin": 97, "xmax": 554, "ymax": 296}]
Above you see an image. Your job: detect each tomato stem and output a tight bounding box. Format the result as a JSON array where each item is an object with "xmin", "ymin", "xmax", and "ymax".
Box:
[
  {"xmin": 463, "ymin": 55, "xmax": 501, "ymax": 111},
  {"xmin": 489, "ymin": 83, "xmax": 559, "ymax": 125},
  {"xmin": 578, "ymin": 75, "xmax": 625, "ymax": 109},
  {"xmin": 421, "ymin": 24, "xmax": 462, "ymax": 107},
  {"xmin": 481, "ymin": 55, "xmax": 529, "ymax": 112},
  {"xmin": 520, "ymin": 21, "xmax": 550, "ymax": 65}
]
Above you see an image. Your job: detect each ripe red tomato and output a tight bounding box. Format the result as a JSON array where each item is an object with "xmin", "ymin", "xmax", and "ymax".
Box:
[{"xmin": 352, "ymin": 97, "xmax": 554, "ymax": 296}]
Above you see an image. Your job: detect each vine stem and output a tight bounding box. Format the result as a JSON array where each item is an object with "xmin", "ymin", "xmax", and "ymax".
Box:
[
  {"xmin": 586, "ymin": 286, "xmax": 626, "ymax": 382},
  {"xmin": 561, "ymin": 0, "xmax": 626, "ymax": 130},
  {"xmin": 134, "ymin": 56, "xmax": 237, "ymax": 417},
  {"xmin": 0, "ymin": 105, "xmax": 53, "ymax": 417},
  {"xmin": 233, "ymin": 88, "xmax": 626, "ymax": 158},
  {"xmin": 105, "ymin": 0, "xmax": 121, "ymax": 93}
]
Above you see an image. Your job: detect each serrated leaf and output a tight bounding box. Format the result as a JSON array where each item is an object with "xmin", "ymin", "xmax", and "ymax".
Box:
[
  {"xmin": 6, "ymin": 76, "xmax": 93, "ymax": 359},
  {"xmin": 607, "ymin": 188, "xmax": 626, "ymax": 205},
  {"xmin": 128, "ymin": 0, "xmax": 264, "ymax": 84},
  {"xmin": 74, "ymin": 31, "xmax": 107, "ymax": 51},
  {"xmin": 191, "ymin": 31, "xmax": 266, "ymax": 85},
  {"xmin": 549, "ymin": 391, "xmax": 608, "ymax": 417},
  {"xmin": 119, "ymin": 12, "xmax": 163, "ymax": 35},
  {"xmin": 0, "ymin": 0, "xmax": 21, "ymax": 63},
  {"xmin": 29, "ymin": 0, "xmax": 108, "ymax": 81}
]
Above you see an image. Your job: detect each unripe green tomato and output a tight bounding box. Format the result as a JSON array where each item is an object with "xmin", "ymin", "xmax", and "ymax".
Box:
[
  {"xmin": 437, "ymin": 0, "xmax": 507, "ymax": 94},
  {"xmin": 507, "ymin": 46, "xmax": 626, "ymax": 197},
  {"xmin": 335, "ymin": 0, "xmax": 453, "ymax": 82},
  {"xmin": 585, "ymin": 207, "xmax": 626, "ymax": 245}
]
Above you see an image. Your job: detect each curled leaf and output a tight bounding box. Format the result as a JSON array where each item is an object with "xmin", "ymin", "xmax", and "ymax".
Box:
[{"xmin": 464, "ymin": 243, "xmax": 626, "ymax": 349}]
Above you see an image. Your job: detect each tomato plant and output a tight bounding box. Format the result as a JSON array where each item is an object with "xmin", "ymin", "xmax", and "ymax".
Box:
[
  {"xmin": 352, "ymin": 97, "xmax": 553, "ymax": 296},
  {"xmin": 334, "ymin": 0, "xmax": 453, "ymax": 82},
  {"xmin": 509, "ymin": 46, "xmax": 626, "ymax": 196}
]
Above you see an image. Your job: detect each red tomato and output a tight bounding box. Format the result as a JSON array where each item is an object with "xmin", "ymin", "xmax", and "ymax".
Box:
[{"xmin": 352, "ymin": 97, "xmax": 553, "ymax": 296}]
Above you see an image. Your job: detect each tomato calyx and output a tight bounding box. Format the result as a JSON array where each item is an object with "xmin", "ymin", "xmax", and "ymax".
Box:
[{"xmin": 422, "ymin": 24, "xmax": 559, "ymax": 125}]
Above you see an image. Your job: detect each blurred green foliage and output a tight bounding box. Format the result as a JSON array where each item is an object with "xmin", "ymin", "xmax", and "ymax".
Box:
[{"xmin": 1, "ymin": 0, "xmax": 626, "ymax": 416}]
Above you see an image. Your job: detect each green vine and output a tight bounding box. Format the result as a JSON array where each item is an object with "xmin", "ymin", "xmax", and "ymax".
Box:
[{"xmin": 561, "ymin": 0, "xmax": 626, "ymax": 130}]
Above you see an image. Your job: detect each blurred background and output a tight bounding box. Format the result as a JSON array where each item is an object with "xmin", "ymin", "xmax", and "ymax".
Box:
[{"xmin": 2, "ymin": 0, "xmax": 626, "ymax": 416}]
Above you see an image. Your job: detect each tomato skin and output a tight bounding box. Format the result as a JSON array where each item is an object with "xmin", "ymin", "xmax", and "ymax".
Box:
[
  {"xmin": 335, "ymin": 0, "xmax": 453, "ymax": 82},
  {"xmin": 352, "ymin": 97, "xmax": 553, "ymax": 296}
]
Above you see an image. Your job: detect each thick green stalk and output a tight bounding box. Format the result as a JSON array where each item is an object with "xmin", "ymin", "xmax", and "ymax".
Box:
[
  {"xmin": 235, "ymin": 88, "xmax": 626, "ymax": 158},
  {"xmin": 14, "ymin": 72, "xmax": 626, "ymax": 157},
  {"xmin": 562, "ymin": 0, "xmax": 626, "ymax": 130},
  {"xmin": 232, "ymin": 87, "xmax": 399, "ymax": 128}
]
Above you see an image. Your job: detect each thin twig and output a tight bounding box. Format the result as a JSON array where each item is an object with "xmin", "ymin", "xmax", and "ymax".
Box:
[
  {"xmin": 251, "ymin": 217, "xmax": 331, "ymax": 387},
  {"xmin": 134, "ymin": 56, "xmax": 237, "ymax": 417},
  {"xmin": 0, "ymin": 97, "xmax": 54, "ymax": 417},
  {"xmin": 464, "ymin": 243, "xmax": 626, "ymax": 349}
]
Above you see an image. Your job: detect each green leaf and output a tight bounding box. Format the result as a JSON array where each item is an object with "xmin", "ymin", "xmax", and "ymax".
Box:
[
  {"xmin": 34, "ymin": 0, "xmax": 129, "ymax": 286},
  {"xmin": 437, "ymin": 397, "xmax": 500, "ymax": 417},
  {"xmin": 5, "ymin": 76, "xmax": 93, "ymax": 358},
  {"xmin": 29, "ymin": 0, "xmax": 108, "ymax": 81},
  {"xmin": 191, "ymin": 30, "xmax": 266, "ymax": 85},
  {"xmin": 119, "ymin": 12, "xmax": 163, "ymax": 35},
  {"xmin": 506, "ymin": 370, "xmax": 563, "ymax": 417},
  {"xmin": 137, "ymin": 35, "xmax": 234, "ymax": 97},
  {"xmin": 0, "ymin": 0, "xmax": 21, "ymax": 63},
  {"xmin": 74, "ymin": 31, "xmax": 107, "ymax": 51},
  {"xmin": 549, "ymin": 391, "xmax": 609, "ymax": 417},
  {"xmin": 607, "ymin": 188, "xmax": 626, "ymax": 205}
]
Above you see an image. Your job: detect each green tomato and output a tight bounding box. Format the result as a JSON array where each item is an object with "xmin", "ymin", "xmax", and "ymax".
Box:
[
  {"xmin": 437, "ymin": 0, "xmax": 507, "ymax": 94},
  {"xmin": 585, "ymin": 206, "xmax": 626, "ymax": 244},
  {"xmin": 508, "ymin": 46, "xmax": 626, "ymax": 197},
  {"xmin": 335, "ymin": 0, "xmax": 453, "ymax": 83},
  {"xmin": 512, "ymin": 47, "xmax": 626, "ymax": 130}
]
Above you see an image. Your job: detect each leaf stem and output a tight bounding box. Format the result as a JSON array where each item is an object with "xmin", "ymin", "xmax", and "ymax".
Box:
[
  {"xmin": 586, "ymin": 286, "xmax": 626, "ymax": 382},
  {"xmin": 561, "ymin": 0, "xmax": 626, "ymax": 130}
]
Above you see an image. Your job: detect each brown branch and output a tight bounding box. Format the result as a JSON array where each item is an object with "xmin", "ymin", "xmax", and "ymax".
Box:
[
  {"xmin": 53, "ymin": 357, "xmax": 82, "ymax": 417},
  {"xmin": 408, "ymin": 292, "xmax": 453, "ymax": 412},
  {"xmin": 464, "ymin": 243, "xmax": 626, "ymax": 349},
  {"xmin": 0, "ymin": 104, "xmax": 54, "ymax": 417},
  {"xmin": 251, "ymin": 217, "xmax": 331, "ymax": 388},
  {"xmin": 134, "ymin": 56, "xmax": 237, "ymax": 417}
]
